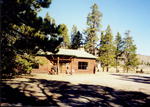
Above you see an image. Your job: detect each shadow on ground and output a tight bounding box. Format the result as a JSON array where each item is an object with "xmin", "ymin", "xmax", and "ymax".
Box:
[
  {"xmin": 1, "ymin": 78, "xmax": 150, "ymax": 107},
  {"xmin": 112, "ymin": 74, "xmax": 150, "ymax": 84}
]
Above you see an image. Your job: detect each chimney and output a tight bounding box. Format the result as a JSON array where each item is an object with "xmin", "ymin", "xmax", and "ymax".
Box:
[{"xmin": 78, "ymin": 47, "xmax": 85, "ymax": 51}]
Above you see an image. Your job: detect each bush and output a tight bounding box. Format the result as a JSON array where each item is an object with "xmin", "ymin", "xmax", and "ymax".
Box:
[{"xmin": 15, "ymin": 54, "xmax": 39, "ymax": 74}]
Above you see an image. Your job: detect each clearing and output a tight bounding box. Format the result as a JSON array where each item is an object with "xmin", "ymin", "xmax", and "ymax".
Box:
[{"xmin": 1, "ymin": 72, "xmax": 150, "ymax": 106}]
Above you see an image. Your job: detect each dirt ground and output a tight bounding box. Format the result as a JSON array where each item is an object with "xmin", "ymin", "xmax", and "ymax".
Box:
[{"xmin": 1, "ymin": 72, "xmax": 150, "ymax": 106}]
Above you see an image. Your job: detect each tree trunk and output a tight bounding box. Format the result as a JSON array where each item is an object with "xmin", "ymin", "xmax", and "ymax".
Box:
[
  {"xmin": 106, "ymin": 66, "xmax": 109, "ymax": 72},
  {"xmin": 102, "ymin": 67, "xmax": 104, "ymax": 72},
  {"xmin": 127, "ymin": 68, "xmax": 128, "ymax": 73},
  {"xmin": 115, "ymin": 58, "xmax": 118, "ymax": 73},
  {"xmin": 116, "ymin": 66, "xmax": 118, "ymax": 73}
]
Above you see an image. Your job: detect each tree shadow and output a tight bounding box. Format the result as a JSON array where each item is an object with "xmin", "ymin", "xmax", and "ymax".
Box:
[
  {"xmin": 1, "ymin": 82, "xmax": 58, "ymax": 106},
  {"xmin": 111, "ymin": 74, "xmax": 150, "ymax": 84},
  {"xmin": 1, "ymin": 78, "xmax": 150, "ymax": 106}
]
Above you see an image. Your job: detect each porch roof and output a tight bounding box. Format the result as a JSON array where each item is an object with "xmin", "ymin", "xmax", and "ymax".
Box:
[{"xmin": 38, "ymin": 48, "xmax": 97, "ymax": 59}]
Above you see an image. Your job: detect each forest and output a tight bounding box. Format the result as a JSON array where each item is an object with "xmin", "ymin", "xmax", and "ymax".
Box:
[{"xmin": 1, "ymin": 0, "xmax": 139, "ymax": 78}]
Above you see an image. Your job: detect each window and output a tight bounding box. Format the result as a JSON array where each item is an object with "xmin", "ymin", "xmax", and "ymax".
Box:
[{"xmin": 78, "ymin": 62, "xmax": 88, "ymax": 70}]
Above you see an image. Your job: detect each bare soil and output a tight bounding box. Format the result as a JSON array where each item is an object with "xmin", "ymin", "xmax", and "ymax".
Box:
[{"xmin": 1, "ymin": 72, "xmax": 150, "ymax": 106}]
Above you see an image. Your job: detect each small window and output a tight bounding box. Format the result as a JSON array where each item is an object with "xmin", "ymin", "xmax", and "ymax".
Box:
[{"xmin": 78, "ymin": 62, "xmax": 88, "ymax": 70}]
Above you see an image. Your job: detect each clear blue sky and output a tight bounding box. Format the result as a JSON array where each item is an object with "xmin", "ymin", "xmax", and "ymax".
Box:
[{"xmin": 38, "ymin": 0, "xmax": 150, "ymax": 56}]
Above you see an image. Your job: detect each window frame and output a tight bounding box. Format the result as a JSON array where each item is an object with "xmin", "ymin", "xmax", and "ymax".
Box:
[{"xmin": 78, "ymin": 61, "xmax": 88, "ymax": 70}]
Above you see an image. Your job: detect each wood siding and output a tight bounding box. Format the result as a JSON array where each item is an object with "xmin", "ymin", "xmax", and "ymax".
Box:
[
  {"xmin": 32, "ymin": 56, "xmax": 96, "ymax": 74},
  {"xmin": 72, "ymin": 58, "xmax": 96, "ymax": 74}
]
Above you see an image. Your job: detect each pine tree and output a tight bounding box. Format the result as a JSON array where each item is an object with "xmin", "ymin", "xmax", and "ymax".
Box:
[
  {"xmin": 70, "ymin": 25, "xmax": 83, "ymax": 49},
  {"xmin": 98, "ymin": 25, "xmax": 115, "ymax": 72},
  {"xmin": 71, "ymin": 25, "xmax": 78, "ymax": 45},
  {"xmin": 57, "ymin": 24, "xmax": 70, "ymax": 48},
  {"xmin": 123, "ymin": 31, "xmax": 139, "ymax": 72},
  {"xmin": 1, "ymin": 0, "xmax": 63, "ymax": 77},
  {"xmin": 85, "ymin": 3, "xmax": 102, "ymax": 55},
  {"xmin": 45, "ymin": 12, "xmax": 55, "ymax": 25},
  {"xmin": 114, "ymin": 32, "xmax": 125, "ymax": 72},
  {"xmin": 42, "ymin": 12, "xmax": 56, "ymax": 34}
]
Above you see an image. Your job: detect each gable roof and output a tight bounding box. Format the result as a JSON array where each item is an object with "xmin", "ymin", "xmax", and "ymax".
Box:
[{"xmin": 38, "ymin": 48, "xmax": 97, "ymax": 59}]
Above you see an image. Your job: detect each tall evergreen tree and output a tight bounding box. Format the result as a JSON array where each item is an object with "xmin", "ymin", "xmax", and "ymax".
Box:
[
  {"xmin": 114, "ymin": 32, "xmax": 125, "ymax": 72},
  {"xmin": 71, "ymin": 25, "xmax": 78, "ymax": 45},
  {"xmin": 84, "ymin": 3, "xmax": 102, "ymax": 55},
  {"xmin": 70, "ymin": 25, "xmax": 83, "ymax": 49},
  {"xmin": 98, "ymin": 25, "xmax": 115, "ymax": 72},
  {"xmin": 42, "ymin": 12, "xmax": 56, "ymax": 34},
  {"xmin": 57, "ymin": 24, "xmax": 70, "ymax": 48},
  {"xmin": 45, "ymin": 12, "xmax": 55, "ymax": 25},
  {"xmin": 123, "ymin": 31, "xmax": 139, "ymax": 72},
  {"xmin": 1, "ymin": 0, "xmax": 63, "ymax": 77}
]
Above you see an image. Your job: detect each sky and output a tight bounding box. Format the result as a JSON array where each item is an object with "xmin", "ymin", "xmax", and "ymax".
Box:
[{"xmin": 38, "ymin": 0, "xmax": 150, "ymax": 56}]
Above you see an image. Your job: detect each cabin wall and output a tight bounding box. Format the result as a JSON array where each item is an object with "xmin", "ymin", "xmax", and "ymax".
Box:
[
  {"xmin": 32, "ymin": 56, "xmax": 53, "ymax": 73},
  {"xmin": 72, "ymin": 58, "xmax": 96, "ymax": 74},
  {"xmin": 32, "ymin": 56, "xmax": 96, "ymax": 74}
]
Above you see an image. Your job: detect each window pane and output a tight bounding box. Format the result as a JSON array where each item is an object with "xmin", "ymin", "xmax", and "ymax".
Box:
[{"xmin": 78, "ymin": 62, "xmax": 88, "ymax": 70}]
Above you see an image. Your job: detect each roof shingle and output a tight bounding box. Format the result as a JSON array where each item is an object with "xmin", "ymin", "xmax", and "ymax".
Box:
[{"xmin": 38, "ymin": 48, "xmax": 97, "ymax": 59}]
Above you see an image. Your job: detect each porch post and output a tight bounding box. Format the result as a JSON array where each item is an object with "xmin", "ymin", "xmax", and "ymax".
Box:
[
  {"xmin": 57, "ymin": 57, "xmax": 60, "ymax": 75},
  {"xmin": 70, "ymin": 58, "xmax": 72, "ymax": 75}
]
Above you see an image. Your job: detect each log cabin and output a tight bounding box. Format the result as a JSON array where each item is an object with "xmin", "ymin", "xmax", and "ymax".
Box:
[{"xmin": 32, "ymin": 48, "xmax": 97, "ymax": 74}]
